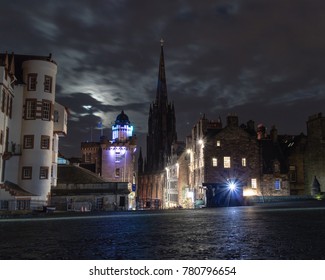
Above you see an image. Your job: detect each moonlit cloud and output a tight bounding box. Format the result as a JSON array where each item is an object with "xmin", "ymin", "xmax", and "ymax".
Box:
[{"xmin": 1, "ymin": 0, "xmax": 325, "ymax": 157}]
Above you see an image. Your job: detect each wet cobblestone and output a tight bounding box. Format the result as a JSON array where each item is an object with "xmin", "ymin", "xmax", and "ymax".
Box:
[{"xmin": 1, "ymin": 200, "xmax": 325, "ymax": 259}]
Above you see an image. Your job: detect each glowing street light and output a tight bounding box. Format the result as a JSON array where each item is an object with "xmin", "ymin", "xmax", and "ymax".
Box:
[{"xmin": 228, "ymin": 182, "xmax": 237, "ymax": 191}]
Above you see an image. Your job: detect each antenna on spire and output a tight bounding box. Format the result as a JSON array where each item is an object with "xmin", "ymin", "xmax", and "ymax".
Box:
[{"xmin": 160, "ymin": 38, "xmax": 164, "ymax": 46}]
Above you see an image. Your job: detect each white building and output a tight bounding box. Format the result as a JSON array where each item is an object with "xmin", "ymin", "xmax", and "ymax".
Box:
[{"xmin": 0, "ymin": 52, "xmax": 67, "ymax": 210}]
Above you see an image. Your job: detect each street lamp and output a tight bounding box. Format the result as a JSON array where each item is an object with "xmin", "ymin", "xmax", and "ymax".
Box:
[{"xmin": 228, "ymin": 182, "xmax": 237, "ymax": 191}]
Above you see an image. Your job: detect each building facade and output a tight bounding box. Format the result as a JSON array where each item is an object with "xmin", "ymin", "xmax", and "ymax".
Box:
[
  {"xmin": 0, "ymin": 53, "xmax": 67, "ymax": 210},
  {"xmin": 305, "ymin": 113, "xmax": 325, "ymax": 194},
  {"xmin": 80, "ymin": 110, "xmax": 137, "ymax": 209},
  {"xmin": 176, "ymin": 114, "xmax": 298, "ymax": 207}
]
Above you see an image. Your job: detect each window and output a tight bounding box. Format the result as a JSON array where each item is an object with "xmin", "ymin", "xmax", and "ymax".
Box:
[
  {"xmin": 27, "ymin": 73, "xmax": 37, "ymax": 91},
  {"xmin": 8, "ymin": 96, "xmax": 12, "ymax": 118},
  {"xmin": 41, "ymin": 135, "xmax": 50, "ymax": 149},
  {"xmin": 0, "ymin": 130, "xmax": 3, "ymax": 145},
  {"xmin": 23, "ymin": 135, "xmax": 34, "ymax": 149},
  {"xmin": 22, "ymin": 167, "xmax": 32, "ymax": 180},
  {"xmin": 42, "ymin": 100, "xmax": 51, "ymax": 121},
  {"xmin": 1, "ymin": 90, "xmax": 6, "ymax": 113},
  {"xmin": 216, "ymin": 140, "xmax": 221, "ymax": 147},
  {"xmin": 242, "ymin": 158, "xmax": 247, "ymax": 167},
  {"xmin": 275, "ymin": 179, "xmax": 281, "ymax": 190},
  {"xmin": 85, "ymin": 153, "xmax": 91, "ymax": 163},
  {"xmin": 96, "ymin": 197, "xmax": 104, "ymax": 210},
  {"xmin": 40, "ymin": 167, "xmax": 49, "ymax": 179},
  {"xmin": 5, "ymin": 94, "xmax": 9, "ymax": 116},
  {"xmin": 289, "ymin": 165, "xmax": 297, "ymax": 182},
  {"xmin": 44, "ymin": 75, "xmax": 52, "ymax": 93},
  {"xmin": 17, "ymin": 199, "xmax": 30, "ymax": 210},
  {"xmin": 25, "ymin": 99, "xmax": 36, "ymax": 119},
  {"xmin": 115, "ymin": 168, "xmax": 120, "ymax": 177},
  {"xmin": 224, "ymin": 156, "xmax": 231, "ymax": 168},
  {"xmin": 251, "ymin": 178, "xmax": 257, "ymax": 189},
  {"xmin": 54, "ymin": 110, "xmax": 59, "ymax": 122},
  {"xmin": 115, "ymin": 150, "xmax": 122, "ymax": 162},
  {"xmin": 0, "ymin": 200, "xmax": 9, "ymax": 210},
  {"xmin": 212, "ymin": 158, "xmax": 218, "ymax": 167}
]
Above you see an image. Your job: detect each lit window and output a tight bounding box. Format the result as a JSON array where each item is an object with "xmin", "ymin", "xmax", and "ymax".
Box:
[
  {"xmin": 275, "ymin": 179, "xmax": 281, "ymax": 190},
  {"xmin": 251, "ymin": 178, "xmax": 257, "ymax": 189},
  {"xmin": 22, "ymin": 167, "xmax": 32, "ymax": 180},
  {"xmin": 115, "ymin": 150, "xmax": 121, "ymax": 162},
  {"xmin": 224, "ymin": 156, "xmax": 231, "ymax": 168},
  {"xmin": 216, "ymin": 140, "xmax": 221, "ymax": 147},
  {"xmin": 242, "ymin": 158, "xmax": 247, "ymax": 167},
  {"xmin": 23, "ymin": 135, "xmax": 34, "ymax": 149},
  {"xmin": 25, "ymin": 99, "xmax": 36, "ymax": 120},
  {"xmin": 44, "ymin": 75, "xmax": 52, "ymax": 93},
  {"xmin": 27, "ymin": 73, "xmax": 37, "ymax": 91},
  {"xmin": 40, "ymin": 166, "xmax": 49, "ymax": 179},
  {"xmin": 212, "ymin": 158, "xmax": 218, "ymax": 167},
  {"xmin": 41, "ymin": 135, "xmax": 50, "ymax": 149},
  {"xmin": 42, "ymin": 100, "xmax": 51, "ymax": 121}
]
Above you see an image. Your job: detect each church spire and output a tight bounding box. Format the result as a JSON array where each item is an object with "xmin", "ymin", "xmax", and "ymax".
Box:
[{"xmin": 156, "ymin": 38, "xmax": 168, "ymax": 105}]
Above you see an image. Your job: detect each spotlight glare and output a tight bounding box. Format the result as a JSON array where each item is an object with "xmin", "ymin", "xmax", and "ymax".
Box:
[{"xmin": 228, "ymin": 182, "xmax": 236, "ymax": 191}]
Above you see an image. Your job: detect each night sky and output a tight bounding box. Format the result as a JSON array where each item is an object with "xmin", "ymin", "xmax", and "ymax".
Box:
[{"xmin": 1, "ymin": 0, "xmax": 325, "ymax": 158}]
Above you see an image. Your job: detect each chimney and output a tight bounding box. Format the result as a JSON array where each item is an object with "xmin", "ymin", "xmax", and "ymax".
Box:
[
  {"xmin": 257, "ymin": 124, "xmax": 266, "ymax": 140},
  {"xmin": 270, "ymin": 125, "xmax": 278, "ymax": 142},
  {"xmin": 227, "ymin": 114, "xmax": 238, "ymax": 127},
  {"xmin": 247, "ymin": 120, "xmax": 255, "ymax": 132}
]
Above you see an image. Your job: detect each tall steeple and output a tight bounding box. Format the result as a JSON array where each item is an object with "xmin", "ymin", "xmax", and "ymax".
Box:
[
  {"xmin": 156, "ymin": 38, "xmax": 168, "ymax": 106},
  {"xmin": 144, "ymin": 40, "xmax": 177, "ymax": 173}
]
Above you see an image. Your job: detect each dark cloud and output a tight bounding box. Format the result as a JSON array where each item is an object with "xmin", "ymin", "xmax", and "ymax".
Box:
[{"xmin": 1, "ymin": 0, "xmax": 325, "ymax": 157}]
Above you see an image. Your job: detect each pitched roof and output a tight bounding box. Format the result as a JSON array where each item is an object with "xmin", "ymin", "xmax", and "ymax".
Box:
[
  {"xmin": 57, "ymin": 165, "xmax": 107, "ymax": 184},
  {"xmin": 1, "ymin": 181, "xmax": 35, "ymax": 196}
]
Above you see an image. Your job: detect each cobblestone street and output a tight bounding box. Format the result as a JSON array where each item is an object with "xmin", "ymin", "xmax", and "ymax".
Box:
[{"xmin": 1, "ymin": 200, "xmax": 325, "ymax": 260}]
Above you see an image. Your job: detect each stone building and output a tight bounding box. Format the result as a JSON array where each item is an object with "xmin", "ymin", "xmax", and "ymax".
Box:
[
  {"xmin": 80, "ymin": 110, "xmax": 137, "ymax": 209},
  {"xmin": 137, "ymin": 40, "xmax": 177, "ymax": 209},
  {"xmin": 305, "ymin": 113, "xmax": 325, "ymax": 194},
  {"xmin": 164, "ymin": 141, "xmax": 185, "ymax": 208},
  {"xmin": 80, "ymin": 142, "xmax": 101, "ymax": 175},
  {"xmin": 181, "ymin": 114, "xmax": 294, "ymax": 207},
  {"xmin": 258, "ymin": 126, "xmax": 291, "ymax": 197},
  {"xmin": 286, "ymin": 133, "xmax": 307, "ymax": 195}
]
